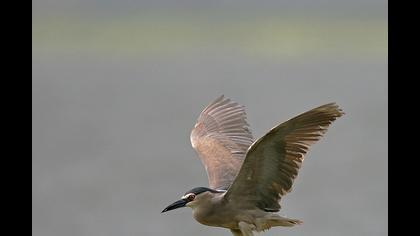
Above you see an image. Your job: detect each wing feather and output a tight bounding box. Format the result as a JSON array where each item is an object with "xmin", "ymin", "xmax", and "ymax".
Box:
[
  {"xmin": 190, "ymin": 95, "xmax": 254, "ymax": 190},
  {"xmin": 224, "ymin": 103, "xmax": 344, "ymax": 211}
]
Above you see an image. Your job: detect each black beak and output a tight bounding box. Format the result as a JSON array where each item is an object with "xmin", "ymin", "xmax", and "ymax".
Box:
[{"xmin": 161, "ymin": 199, "xmax": 188, "ymax": 213}]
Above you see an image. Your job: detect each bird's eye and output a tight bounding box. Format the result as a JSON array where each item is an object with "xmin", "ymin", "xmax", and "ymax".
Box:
[{"xmin": 187, "ymin": 194, "xmax": 195, "ymax": 201}]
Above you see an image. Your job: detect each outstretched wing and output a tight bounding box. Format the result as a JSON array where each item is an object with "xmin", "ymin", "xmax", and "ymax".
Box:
[
  {"xmin": 190, "ymin": 95, "xmax": 254, "ymax": 190},
  {"xmin": 224, "ymin": 103, "xmax": 344, "ymax": 212}
]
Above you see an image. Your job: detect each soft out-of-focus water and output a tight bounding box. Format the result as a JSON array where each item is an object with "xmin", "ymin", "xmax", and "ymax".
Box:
[{"xmin": 33, "ymin": 1, "xmax": 387, "ymax": 235}]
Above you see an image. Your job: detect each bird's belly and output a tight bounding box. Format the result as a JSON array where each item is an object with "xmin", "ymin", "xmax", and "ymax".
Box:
[
  {"xmin": 192, "ymin": 207, "xmax": 238, "ymax": 229},
  {"xmin": 193, "ymin": 206, "xmax": 275, "ymax": 231}
]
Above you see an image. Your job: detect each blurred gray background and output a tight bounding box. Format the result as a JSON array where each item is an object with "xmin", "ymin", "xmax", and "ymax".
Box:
[{"xmin": 33, "ymin": 1, "xmax": 387, "ymax": 236}]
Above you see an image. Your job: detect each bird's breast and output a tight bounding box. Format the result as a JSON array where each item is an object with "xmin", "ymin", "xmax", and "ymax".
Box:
[{"xmin": 192, "ymin": 204, "xmax": 238, "ymax": 229}]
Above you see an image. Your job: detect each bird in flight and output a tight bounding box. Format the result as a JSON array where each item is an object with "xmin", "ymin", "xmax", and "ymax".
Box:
[{"xmin": 162, "ymin": 95, "xmax": 344, "ymax": 236}]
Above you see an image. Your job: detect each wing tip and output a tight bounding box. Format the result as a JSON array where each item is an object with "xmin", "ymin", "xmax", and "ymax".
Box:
[
  {"xmin": 316, "ymin": 102, "xmax": 345, "ymax": 118},
  {"xmin": 202, "ymin": 94, "xmax": 227, "ymax": 113}
]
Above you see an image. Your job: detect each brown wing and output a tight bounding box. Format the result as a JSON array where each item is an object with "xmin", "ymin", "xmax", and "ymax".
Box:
[
  {"xmin": 224, "ymin": 103, "xmax": 344, "ymax": 211},
  {"xmin": 190, "ymin": 95, "xmax": 254, "ymax": 190}
]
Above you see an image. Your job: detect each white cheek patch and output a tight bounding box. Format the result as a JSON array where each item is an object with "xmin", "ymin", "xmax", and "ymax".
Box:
[{"xmin": 182, "ymin": 193, "xmax": 195, "ymax": 200}]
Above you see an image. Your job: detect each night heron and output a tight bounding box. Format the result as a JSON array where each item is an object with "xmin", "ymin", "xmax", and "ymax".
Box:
[{"xmin": 162, "ymin": 95, "xmax": 344, "ymax": 236}]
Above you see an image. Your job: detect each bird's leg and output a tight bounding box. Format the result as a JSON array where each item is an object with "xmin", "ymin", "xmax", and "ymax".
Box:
[
  {"xmin": 230, "ymin": 229, "xmax": 243, "ymax": 236},
  {"xmin": 267, "ymin": 214, "xmax": 303, "ymax": 227},
  {"xmin": 238, "ymin": 221, "xmax": 255, "ymax": 236}
]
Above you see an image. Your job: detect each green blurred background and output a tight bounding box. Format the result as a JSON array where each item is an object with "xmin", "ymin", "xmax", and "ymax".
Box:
[
  {"xmin": 33, "ymin": 1, "xmax": 387, "ymax": 236},
  {"xmin": 33, "ymin": 1, "xmax": 386, "ymax": 59}
]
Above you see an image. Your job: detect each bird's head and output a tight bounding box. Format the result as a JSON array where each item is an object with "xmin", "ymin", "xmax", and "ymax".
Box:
[{"xmin": 161, "ymin": 187, "xmax": 225, "ymax": 213}]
